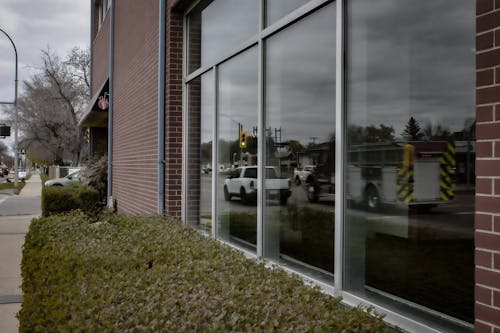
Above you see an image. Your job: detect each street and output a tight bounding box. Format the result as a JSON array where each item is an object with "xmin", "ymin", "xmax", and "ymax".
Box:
[{"xmin": 200, "ymin": 174, "xmax": 474, "ymax": 237}]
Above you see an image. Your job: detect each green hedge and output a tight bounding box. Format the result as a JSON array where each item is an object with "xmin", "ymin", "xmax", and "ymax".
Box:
[
  {"xmin": 41, "ymin": 185, "xmax": 102, "ymax": 217},
  {"xmin": 20, "ymin": 213, "xmax": 393, "ymax": 332}
]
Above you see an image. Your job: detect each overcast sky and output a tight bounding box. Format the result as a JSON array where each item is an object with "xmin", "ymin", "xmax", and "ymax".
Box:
[{"xmin": 0, "ymin": 0, "xmax": 89, "ymax": 150}]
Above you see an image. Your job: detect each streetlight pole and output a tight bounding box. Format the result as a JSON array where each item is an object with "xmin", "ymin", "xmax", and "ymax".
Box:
[{"xmin": 0, "ymin": 28, "xmax": 19, "ymax": 187}]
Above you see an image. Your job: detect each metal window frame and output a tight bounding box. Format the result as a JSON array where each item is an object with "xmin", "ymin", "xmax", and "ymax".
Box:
[{"xmin": 180, "ymin": 1, "xmax": 471, "ymax": 332}]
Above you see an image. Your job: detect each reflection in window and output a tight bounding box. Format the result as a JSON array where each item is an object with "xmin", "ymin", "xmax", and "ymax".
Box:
[
  {"xmin": 187, "ymin": 0, "xmax": 259, "ymax": 74},
  {"xmin": 345, "ymin": 0, "xmax": 475, "ymax": 328},
  {"xmin": 217, "ymin": 47, "xmax": 258, "ymax": 250},
  {"xmin": 266, "ymin": 0, "xmax": 311, "ymax": 26},
  {"xmin": 264, "ymin": 3, "xmax": 336, "ymax": 277},
  {"xmin": 187, "ymin": 72, "xmax": 214, "ymax": 232}
]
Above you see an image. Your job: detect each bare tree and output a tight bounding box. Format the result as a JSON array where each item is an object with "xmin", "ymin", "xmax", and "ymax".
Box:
[{"xmin": 7, "ymin": 47, "xmax": 90, "ymax": 165}]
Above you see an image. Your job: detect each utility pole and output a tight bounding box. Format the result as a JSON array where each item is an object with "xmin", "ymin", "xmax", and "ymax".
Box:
[{"xmin": 0, "ymin": 28, "xmax": 19, "ymax": 187}]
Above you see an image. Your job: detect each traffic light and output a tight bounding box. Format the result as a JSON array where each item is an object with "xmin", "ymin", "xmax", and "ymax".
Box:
[{"xmin": 239, "ymin": 130, "xmax": 247, "ymax": 149}]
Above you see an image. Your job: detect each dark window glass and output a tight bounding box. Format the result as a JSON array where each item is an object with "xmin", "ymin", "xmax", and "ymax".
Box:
[
  {"xmin": 266, "ymin": 0, "xmax": 311, "ymax": 26},
  {"xmin": 217, "ymin": 47, "xmax": 258, "ymax": 250},
  {"xmin": 264, "ymin": 3, "xmax": 336, "ymax": 278},
  {"xmin": 345, "ymin": 0, "xmax": 475, "ymax": 328},
  {"xmin": 188, "ymin": 0, "xmax": 259, "ymax": 73}
]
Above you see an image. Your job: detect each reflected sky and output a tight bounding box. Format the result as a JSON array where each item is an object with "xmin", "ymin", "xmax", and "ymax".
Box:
[
  {"xmin": 266, "ymin": 0, "xmax": 311, "ymax": 26},
  {"xmin": 266, "ymin": 3, "xmax": 335, "ymax": 145},
  {"xmin": 347, "ymin": 0, "xmax": 475, "ymax": 136},
  {"xmin": 201, "ymin": 0, "xmax": 258, "ymax": 68},
  {"xmin": 194, "ymin": 0, "xmax": 474, "ymax": 146},
  {"xmin": 218, "ymin": 47, "xmax": 258, "ymax": 142},
  {"xmin": 201, "ymin": 71, "xmax": 214, "ymax": 143}
]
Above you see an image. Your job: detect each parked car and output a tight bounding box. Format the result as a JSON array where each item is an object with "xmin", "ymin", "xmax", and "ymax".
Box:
[
  {"xmin": 0, "ymin": 164, "xmax": 8, "ymax": 177},
  {"xmin": 293, "ymin": 165, "xmax": 315, "ymax": 185},
  {"xmin": 6, "ymin": 169, "xmax": 28, "ymax": 182},
  {"xmin": 223, "ymin": 166, "xmax": 291, "ymax": 205},
  {"xmin": 44, "ymin": 170, "xmax": 85, "ymax": 187}
]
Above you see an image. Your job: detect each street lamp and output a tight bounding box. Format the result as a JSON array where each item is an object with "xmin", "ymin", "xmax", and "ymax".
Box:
[{"xmin": 0, "ymin": 28, "xmax": 19, "ymax": 187}]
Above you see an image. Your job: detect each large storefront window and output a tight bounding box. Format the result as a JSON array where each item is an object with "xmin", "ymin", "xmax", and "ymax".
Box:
[
  {"xmin": 345, "ymin": 0, "xmax": 475, "ymax": 329},
  {"xmin": 185, "ymin": 0, "xmax": 475, "ymax": 330},
  {"xmin": 264, "ymin": 3, "xmax": 336, "ymax": 276}
]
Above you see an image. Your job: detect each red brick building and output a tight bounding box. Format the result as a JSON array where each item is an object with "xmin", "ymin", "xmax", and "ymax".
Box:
[{"xmin": 81, "ymin": 0, "xmax": 500, "ymax": 331}]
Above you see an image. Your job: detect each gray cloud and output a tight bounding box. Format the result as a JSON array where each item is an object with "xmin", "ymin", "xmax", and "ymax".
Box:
[{"xmin": 347, "ymin": 0, "xmax": 475, "ymax": 135}]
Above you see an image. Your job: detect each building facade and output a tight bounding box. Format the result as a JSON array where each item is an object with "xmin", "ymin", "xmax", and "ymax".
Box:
[{"xmin": 81, "ymin": 0, "xmax": 500, "ymax": 331}]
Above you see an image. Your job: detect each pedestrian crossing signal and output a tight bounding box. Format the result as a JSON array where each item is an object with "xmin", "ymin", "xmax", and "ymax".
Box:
[{"xmin": 239, "ymin": 130, "xmax": 247, "ymax": 149}]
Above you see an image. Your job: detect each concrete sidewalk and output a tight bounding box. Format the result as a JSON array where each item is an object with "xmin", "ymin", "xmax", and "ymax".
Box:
[{"xmin": 0, "ymin": 173, "xmax": 42, "ymax": 332}]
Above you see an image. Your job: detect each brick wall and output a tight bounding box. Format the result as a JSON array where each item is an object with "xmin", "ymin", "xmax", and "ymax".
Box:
[
  {"xmin": 164, "ymin": 0, "xmax": 184, "ymax": 218},
  {"xmin": 112, "ymin": 0, "xmax": 159, "ymax": 215},
  {"xmin": 475, "ymin": 1, "xmax": 500, "ymax": 332},
  {"xmin": 92, "ymin": 12, "xmax": 110, "ymax": 96}
]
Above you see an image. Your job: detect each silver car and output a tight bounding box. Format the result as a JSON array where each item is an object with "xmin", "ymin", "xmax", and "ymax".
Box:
[{"xmin": 44, "ymin": 170, "xmax": 85, "ymax": 187}]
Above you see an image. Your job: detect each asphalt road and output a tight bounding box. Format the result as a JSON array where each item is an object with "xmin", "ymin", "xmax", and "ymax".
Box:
[{"xmin": 198, "ymin": 174, "xmax": 474, "ymax": 239}]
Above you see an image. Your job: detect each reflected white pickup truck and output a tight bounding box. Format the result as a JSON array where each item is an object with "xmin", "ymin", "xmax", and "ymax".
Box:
[
  {"xmin": 223, "ymin": 166, "xmax": 291, "ymax": 205},
  {"xmin": 293, "ymin": 165, "xmax": 315, "ymax": 185}
]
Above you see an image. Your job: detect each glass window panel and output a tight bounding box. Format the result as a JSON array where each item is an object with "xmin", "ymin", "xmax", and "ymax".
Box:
[
  {"xmin": 266, "ymin": 0, "xmax": 311, "ymax": 26},
  {"xmin": 187, "ymin": 71, "xmax": 214, "ymax": 232},
  {"xmin": 217, "ymin": 47, "xmax": 258, "ymax": 250},
  {"xmin": 188, "ymin": 0, "xmax": 259, "ymax": 74},
  {"xmin": 264, "ymin": 3, "xmax": 336, "ymax": 278},
  {"xmin": 345, "ymin": 0, "xmax": 475, "ymax": 328}
]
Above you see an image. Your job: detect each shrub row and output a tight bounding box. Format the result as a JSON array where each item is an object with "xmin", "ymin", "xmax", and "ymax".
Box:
[
  {"xmin": 20, "ymin": 213, "xmax": 394, "ymax": 332},
  {"xmin": 41, "ymin": 185, "xmax": 102, "ymax": 217}
]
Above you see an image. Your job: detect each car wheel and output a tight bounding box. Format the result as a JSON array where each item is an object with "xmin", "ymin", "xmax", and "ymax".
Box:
[
  {"xmin": 365, "ymin": 185, "xmax": 380, "ymax": 211},
  {"xmin": 224, "ymin": 185, "xmax": 231, "ymax": 201},
  {"xmin": 240, "ymin": 187, "xmax": 248, "ymax": 205}
]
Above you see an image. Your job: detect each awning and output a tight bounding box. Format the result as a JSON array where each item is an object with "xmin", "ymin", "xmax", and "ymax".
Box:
[{"xmin": 79, "ymin": 79, "xmax": 109, "ymax": 128}]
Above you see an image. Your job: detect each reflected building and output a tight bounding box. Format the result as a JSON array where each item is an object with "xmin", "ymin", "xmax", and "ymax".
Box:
[{"xmin": 82, "ymin": 0, "xmax": 498, "ymax": 332}]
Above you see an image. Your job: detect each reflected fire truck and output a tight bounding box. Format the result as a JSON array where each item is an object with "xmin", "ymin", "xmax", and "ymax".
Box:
[{"xmin": 304, "ymin": 141, "xmax": 456, "ymax": 211}]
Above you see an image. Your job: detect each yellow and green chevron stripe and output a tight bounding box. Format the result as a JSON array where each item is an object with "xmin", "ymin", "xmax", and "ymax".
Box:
[
  {"xmin": 397, "ymin": 144, "xmax": 415, "ymax": 203},
  {"xmin": 439, "ymin": 142, "xmax": 456, "ymax": 201}
]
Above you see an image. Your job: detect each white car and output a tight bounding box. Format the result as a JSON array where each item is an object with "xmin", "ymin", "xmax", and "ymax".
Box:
[
  {"xmin": 7, "ymin": 169, "xmax": 28, "ymax": 182},
  {"xmin": 223, "ymin": 166, "xmax": 291, "ymax": 205},
  {"xmin": 44, "ymin": 170, "xmax": 85, "ymax": 187},
  {"xmin": 293, "ymin": 165, "xmax": 315, "ymax": 185}
]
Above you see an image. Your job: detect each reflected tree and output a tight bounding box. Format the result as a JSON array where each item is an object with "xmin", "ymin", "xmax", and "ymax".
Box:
[
  {"xmin": 423, "ymin": 122, "xmax": 452, "ymax": 141},
  {"xmin": 349, "ymin": 124, "xmax": 395, "ymax": 144},
  {"xmin": 401, "ymin": 117, "xmax": 424, "ymax": 141}
]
